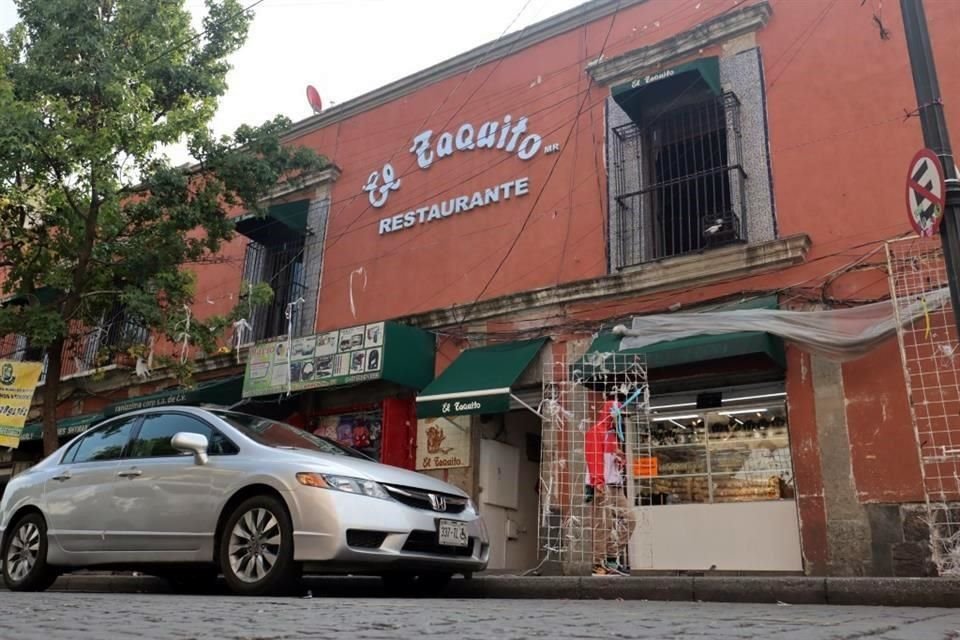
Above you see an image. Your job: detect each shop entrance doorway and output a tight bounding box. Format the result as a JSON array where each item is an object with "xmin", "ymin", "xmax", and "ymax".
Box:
[{"xmin": 478, "ymin": 409, "xmax": 542, "ymax": 571}]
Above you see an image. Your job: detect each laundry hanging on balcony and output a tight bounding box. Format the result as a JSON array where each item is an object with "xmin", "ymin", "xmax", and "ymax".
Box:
[{"xmin": 615, "ymin": 287, "xmax": 951, "ymax": 362}]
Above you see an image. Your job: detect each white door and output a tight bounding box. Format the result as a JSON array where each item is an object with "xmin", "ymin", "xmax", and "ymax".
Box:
[{"xmin": 478, "ymin": 439, "xmax": 520, "ymax": 570}]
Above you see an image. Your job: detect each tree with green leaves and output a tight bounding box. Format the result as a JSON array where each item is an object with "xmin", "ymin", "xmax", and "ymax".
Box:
[{"xmin": 0, "ymin": 0, "xmax": 326, "ymax": 455}]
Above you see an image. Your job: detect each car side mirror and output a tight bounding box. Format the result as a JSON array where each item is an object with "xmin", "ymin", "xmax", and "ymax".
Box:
[{"xmin": 171, "ymin": 432, "xmax": 209, "ymax": 466}]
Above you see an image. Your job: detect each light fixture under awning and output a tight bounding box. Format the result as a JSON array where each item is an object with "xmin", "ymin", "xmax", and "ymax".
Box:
[{"xmin": 416, "ymin": 338, "xmax": 547, "ymax": 418}]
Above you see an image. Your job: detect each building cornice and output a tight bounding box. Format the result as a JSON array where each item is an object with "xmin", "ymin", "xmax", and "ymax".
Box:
[
  {"xmin": 586, "ymin": 1, "xmax": 773, "ymax": 86},
  {"xmin": 263, "ymin": 164, "xmax": 342, "ymax": 202},
  {"xmin": 401, "ymin": 234, "xmax": 811, "ymax": 329},
  {"xmin": 280, "ymin": 0, "xmax": 648, "ymax": 143}
]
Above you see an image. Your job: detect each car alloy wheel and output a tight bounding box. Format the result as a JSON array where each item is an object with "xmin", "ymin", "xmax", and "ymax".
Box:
[
  {"xmin": 219, "ymin": 495, "xmax": 298, "ymax": 596},
  {"xmin": 6, "ymin": 521, "xmax": 40, "ymax": 582},
  {"xmin": 2, "ymin": 512, "xmax": 58, "ymax": 592},
  {"xmin": 228, "ymin": 508, "xmax": 282, "ymax": 583}
]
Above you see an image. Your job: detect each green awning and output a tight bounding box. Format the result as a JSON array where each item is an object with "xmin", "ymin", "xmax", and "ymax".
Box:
[
  {"xmin": 611, "ymin": 56, "xmax": 721, "ymax": 123},
  {"xmin": 1, "ymin": 286, "xmax": 60, "ymax": 307},
  {"xmin": 103, "ymin": 375, "xmax": 244, "ymax": 417},
  {"xmin": 574, "ymin": 332, "xmax": 785, "ymax": 387},
  {"xmin": 20, "ymin": 413, "xmax": 104, "ymax": 442},
  {"xmin": 234, "ymin": 199, "xmax": 310, "ymax": 244},
  {"xmin": 573, "ymin": 296, "xmax": 785, "ymax": 385},
  {"xmin": 416, "ymin": 338, "xmax": 546, "ymax": 418}
]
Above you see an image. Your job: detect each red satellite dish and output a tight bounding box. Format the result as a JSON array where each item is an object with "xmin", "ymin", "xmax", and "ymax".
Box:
[{"xmin": 306, "ymin": 85, "xmax": 323, "ymax": 114}]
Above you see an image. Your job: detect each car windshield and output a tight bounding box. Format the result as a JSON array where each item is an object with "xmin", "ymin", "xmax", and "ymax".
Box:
[{"xmin": 213, "ymin": 412, "xmax": 370, "ymax": 459}]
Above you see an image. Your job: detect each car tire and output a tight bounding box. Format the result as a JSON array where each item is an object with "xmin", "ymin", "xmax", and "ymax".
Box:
[
  {"xmin": 219, "ymin": 495, "xmax": 299, "ymax": 596},
  {"xmin": 2, "ymin": 512, "xmax": 59, "ymax": 592}
]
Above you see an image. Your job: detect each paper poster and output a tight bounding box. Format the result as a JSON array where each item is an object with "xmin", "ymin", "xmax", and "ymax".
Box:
[{"xmin": 0, "ymin": 361, "xmax": 44, "ymax": 448}]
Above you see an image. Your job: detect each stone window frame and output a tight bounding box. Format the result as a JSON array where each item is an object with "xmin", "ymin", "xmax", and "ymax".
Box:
[{"xmin": 587, "ymin": 2, "xmax": 776, "ymax": 272}]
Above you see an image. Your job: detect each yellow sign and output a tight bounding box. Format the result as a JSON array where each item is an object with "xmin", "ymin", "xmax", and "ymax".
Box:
[{"xmin": 0, "ymin": 360, "xmax": 44, "ymax": 448}]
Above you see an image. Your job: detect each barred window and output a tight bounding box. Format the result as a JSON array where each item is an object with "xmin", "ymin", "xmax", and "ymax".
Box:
[{"xmin": 610, "ymin": 93, "xmax": 747, "ymax": 269}]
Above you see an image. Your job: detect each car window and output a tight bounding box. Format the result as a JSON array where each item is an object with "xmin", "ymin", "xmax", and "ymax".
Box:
[
  {"xmin": 67, "ymin": 418, "xmax": 138, "ymax": 463},
  {"xmin": 131, "ymin": 413, "xmax": 238, "ymax": 458},
  {"xmin": 212, "ymin": 411, "xmax": 371, "ymax": 460}
]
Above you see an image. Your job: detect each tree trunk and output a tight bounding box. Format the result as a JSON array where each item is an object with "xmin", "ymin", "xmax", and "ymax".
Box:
[{"xmin": 41, "ymin": 336, "xmax": 65, "ymax": 457}]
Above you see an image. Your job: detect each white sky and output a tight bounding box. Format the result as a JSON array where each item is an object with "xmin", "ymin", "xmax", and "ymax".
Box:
[{"xmin": 0, "ymin": 0, "xmax": 585, "ymax": 163}]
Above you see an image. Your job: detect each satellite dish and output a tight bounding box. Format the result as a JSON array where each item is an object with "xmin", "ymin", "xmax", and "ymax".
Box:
[{"xmin": 306, "ymin": 85, "xmax": 323, "ymax": 114}]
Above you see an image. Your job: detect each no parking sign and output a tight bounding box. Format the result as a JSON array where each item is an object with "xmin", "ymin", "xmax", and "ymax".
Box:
[{"xmin": 906, "ymin": 148, "xmax": 946, "ymax": 237}]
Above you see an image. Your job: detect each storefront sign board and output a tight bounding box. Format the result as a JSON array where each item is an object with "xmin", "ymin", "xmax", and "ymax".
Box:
[
  {"xmin": 0, "ymin": 360, "xmax": 44, "ymax": 448},
  {"xmin": 242, "ymin": 321, "xmax": 434, "ymax": 398},
  {"xmin": 416, "ymin": 415, "xmax": 471, "ymax": 470}
]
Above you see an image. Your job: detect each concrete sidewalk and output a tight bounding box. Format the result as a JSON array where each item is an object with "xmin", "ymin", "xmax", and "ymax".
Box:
[{"xmin": 33, "ymin": 573, "xmax": 960, "ymax": 607}]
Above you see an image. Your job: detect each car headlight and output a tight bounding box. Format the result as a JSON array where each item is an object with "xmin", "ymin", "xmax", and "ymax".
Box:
[
  {"xmin": 296, "ymin": 472, "xmax": 391, "ymax": 500},
  {"xmin": 465, "ymin": 498, "xmax": 478, "ymax": 514}
]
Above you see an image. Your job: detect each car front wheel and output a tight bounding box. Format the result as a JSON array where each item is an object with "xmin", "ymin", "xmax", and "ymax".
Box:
[
  {"xmin": 219, "ymin": 495, "xmax": 299, "ymax": 596},
  {"xmin": 2, "ymin": 512, "xmax": 58, "ymax": 592}
]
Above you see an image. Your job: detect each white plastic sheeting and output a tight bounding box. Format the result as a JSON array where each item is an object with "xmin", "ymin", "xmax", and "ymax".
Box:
[{"xmin": 616, "ymin": 287, "xmax": 951, "ymax": 362}]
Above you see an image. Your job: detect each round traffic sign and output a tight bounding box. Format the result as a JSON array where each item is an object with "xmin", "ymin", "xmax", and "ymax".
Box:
[{"xmin": 906, "ymin": 148, "xmax": 945, "ymax": 237}]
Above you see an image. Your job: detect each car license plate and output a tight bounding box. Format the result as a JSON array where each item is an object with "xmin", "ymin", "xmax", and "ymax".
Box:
[{"xmin": 437, "ymin": 519, "xmax": 469, "ymax": 547}]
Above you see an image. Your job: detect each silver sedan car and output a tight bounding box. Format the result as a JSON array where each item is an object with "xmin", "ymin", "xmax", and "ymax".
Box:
[{"xmin": 0, "ymin": 407, "xmax": 489, "ymax": 595}]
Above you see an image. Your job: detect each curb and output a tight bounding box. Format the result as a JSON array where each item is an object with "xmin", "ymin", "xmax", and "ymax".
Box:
[{"xmin": 28, "ymin": 574, "xmax": 960, "ymax": 607}]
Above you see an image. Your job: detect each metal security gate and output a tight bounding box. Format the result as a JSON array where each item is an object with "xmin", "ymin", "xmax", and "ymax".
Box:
[
  {"xmin": 887, "ymin": 236, "xmax": 960, "ymax": 576},
  {"xmin": 538, "ymin": 351, "xmax": 650, "ymax": 575}
]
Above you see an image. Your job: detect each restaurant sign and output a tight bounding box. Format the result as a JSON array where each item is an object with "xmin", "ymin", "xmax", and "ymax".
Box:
[{"xmin": 363, "ymin": 112, "xmax": 556, "ymax": 237}]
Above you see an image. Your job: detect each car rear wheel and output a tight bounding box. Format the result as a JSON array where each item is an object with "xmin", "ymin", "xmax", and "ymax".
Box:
[
  {"xmin": 219, "ymin": 495, "xmax": 299, "ymax": 596},
  {"xmin": 2, "ymin": 513, "xmax": 58, "ymax": 592}
]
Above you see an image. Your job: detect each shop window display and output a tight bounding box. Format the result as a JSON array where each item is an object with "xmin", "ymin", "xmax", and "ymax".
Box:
[
  {"xmin": 311, "ymin": 409, "xmax": 383, "ymax": 462},
  {"xmin": 635, "ymin": 405, "xmax": 793, "ymax": 505}
]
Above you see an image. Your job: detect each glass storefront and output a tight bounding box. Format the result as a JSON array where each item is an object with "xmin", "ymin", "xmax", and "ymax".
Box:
[
  {"xmin": 310, "ymin": 406, "xmax": 384, "ymax": 461},
  {"xmin": 636, "ymin": 403, "xmax": 793, "ymax": 506}
]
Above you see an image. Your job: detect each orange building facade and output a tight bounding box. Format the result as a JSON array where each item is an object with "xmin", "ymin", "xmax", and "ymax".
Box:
[{"xmin": 11, "ymin": 0, "xmax": 960, "ymax": 577}]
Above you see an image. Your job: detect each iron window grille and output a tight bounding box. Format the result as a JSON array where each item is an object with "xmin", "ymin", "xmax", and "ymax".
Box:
[
  {"xmin": 610, "ymin": 92, "xmax": 747, "ymax": 269},
  {"xmin": 241, "ymin": 236, "xmax": 307, "ymax": 343}
]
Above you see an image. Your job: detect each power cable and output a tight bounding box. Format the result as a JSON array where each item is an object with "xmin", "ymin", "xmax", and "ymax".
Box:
[{"xmin": 225, "ymin": 0, "xmax": 707, "ymax": 245}]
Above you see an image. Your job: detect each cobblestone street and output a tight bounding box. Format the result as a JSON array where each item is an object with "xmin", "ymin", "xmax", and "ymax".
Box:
[{"xmin": 1, "ymin": 592, "xmax": 959, "ymax": 640}]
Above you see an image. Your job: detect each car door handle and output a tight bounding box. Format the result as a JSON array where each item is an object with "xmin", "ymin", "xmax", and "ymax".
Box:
[
  {"xmin": 51, "ymin": 472, "xmax": 72, "ymax": 482},
  {"xmin": 117, "ymin": 469, "xmax": 142, "ymax": 478}
]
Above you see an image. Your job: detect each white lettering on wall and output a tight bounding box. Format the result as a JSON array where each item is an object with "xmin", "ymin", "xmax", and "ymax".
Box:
[
  {"xmin": 367, "ymin": 113, "xmax": 545, "ymax": 215},
  {"xmin": 407, "ymin": 113, "xmax": 543, "ymax": 171},
  {"xmin": 378, "ymin": 178, "xmax": 533, "ymax": 235},
  {"xmin": 362, "ymin": 163, "xmax": 402, "ymax": 208}
]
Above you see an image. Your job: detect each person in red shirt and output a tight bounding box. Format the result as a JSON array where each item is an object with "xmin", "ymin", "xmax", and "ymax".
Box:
[{"xmin": 585, "ymin": 400, "xmax": 635, "ymax": 576}]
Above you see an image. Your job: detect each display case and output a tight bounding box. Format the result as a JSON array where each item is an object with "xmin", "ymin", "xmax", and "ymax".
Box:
[{"xmin": 633, "ymin": 405, "xmax": 793, "ymax": 506}]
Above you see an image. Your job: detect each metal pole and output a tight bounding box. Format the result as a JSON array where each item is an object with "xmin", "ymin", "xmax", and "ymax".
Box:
[{"xmin": 900, "ymin": 0, "xmax": 960, "ymax": 333}]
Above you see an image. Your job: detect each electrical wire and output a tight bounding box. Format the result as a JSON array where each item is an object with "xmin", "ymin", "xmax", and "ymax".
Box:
[{"xmin": 205, "ymin": 0, "xmax": 709, "ymax": 245}]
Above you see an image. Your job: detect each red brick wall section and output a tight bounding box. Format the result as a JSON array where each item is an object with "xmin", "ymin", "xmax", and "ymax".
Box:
[
  {"xmin": 842, "ymin": 338, "xmax": 924, "ymax": 503},
  {"xmin": 785, "ymin": 346, "xmax": 829, "ymax": 575}
]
